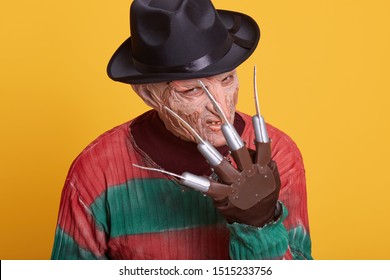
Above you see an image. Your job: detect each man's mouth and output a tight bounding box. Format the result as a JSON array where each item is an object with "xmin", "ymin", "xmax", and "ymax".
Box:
[{"xmin": 206, "ymin": 120, "xmax": 222, "ymax": 131}]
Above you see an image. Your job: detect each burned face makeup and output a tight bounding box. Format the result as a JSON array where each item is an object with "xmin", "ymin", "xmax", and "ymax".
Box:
[{"xmin": 145, "ymin": 70, "xmax": 239, "ymax": 147}]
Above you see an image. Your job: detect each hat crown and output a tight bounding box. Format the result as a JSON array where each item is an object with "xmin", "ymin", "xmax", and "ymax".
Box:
[{"xmin": 130, "ymin": 0, "xmax": 228, "ymax": 69}]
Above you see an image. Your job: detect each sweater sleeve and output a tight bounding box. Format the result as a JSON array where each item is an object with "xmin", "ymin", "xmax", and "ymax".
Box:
[
  {"xmin": 51, "ymin": 177, "xmax": 108, "ymax": 260},
  {"xmin": 51, "ymin": 124, "xmax": 134, "ymax": 260},
  {"xmin": 51, "ymin": 136, "xmax": 115, "ymax": 260},
  {"xmin": 227, "ymin": 202, "xmax": 289, "ymax": 259},
  {"xmin": 227, "ymin": 201, "xmax": 312, "ymax": 260}
]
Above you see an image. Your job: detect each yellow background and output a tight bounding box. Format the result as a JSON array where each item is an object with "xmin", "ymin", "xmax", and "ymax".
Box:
[{"xmin": 1, "ymin": 0, "xmax": 389, "ymax": 259}]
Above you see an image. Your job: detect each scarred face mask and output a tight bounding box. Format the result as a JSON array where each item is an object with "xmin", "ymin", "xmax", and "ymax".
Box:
[{"xmin": 135, "ymin": 70, "xmax": 239, "ymax": 147}]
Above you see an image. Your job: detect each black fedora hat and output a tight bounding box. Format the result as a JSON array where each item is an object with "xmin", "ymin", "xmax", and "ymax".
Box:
[{"xmin": 107, "ymin": 0, "xmax": 260, "ymax": 84}]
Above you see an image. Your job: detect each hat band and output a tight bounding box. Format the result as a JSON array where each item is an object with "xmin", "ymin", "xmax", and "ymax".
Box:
[{"xmin": 132, "ymin": 35, "xmax": 235, "ymax": 74}]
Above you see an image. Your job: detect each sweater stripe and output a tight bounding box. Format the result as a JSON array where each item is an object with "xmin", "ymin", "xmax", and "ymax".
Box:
[
  {"xmin": 51, "ymin": 227, "xmax": 105, "ymax": 260},
  {"xmin": 107, "ymin": 226, "xmax": 230, "ymax": 259},
  {"xmin": 90, "ymin": 178, "xmax": 226, "ymax": 237}
]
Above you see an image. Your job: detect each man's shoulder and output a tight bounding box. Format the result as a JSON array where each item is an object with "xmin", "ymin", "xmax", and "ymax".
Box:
[
  {"xmin": 81, "ymin": 121, "xmax": 132, "ymax": 157},
  {"xmin": 67, "ymin": 120, "xmax": 135, "ymax": 176},
  {"xmin": 67, "ymin": 111, "xmax": 157, "ymax": 178}
]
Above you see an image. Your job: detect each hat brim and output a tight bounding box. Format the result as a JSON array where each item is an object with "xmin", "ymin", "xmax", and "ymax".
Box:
[{"xmin": 107, "ymin": 10, "xmax": 260, "ymax": 84}]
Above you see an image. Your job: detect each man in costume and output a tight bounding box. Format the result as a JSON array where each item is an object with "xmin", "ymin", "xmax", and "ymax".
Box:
[{"xmin": 51, "ymin": 0, "xmax": 312, "ymax": 259}]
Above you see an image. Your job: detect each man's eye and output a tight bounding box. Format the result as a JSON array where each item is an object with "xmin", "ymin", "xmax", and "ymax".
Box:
[
  {"xmin": 178, "ymin": 87, "xmax": 202, "ymax": 95},
  {"xmin": 222, "ymin": 75, "xmax": 234, "ymax": 85}
]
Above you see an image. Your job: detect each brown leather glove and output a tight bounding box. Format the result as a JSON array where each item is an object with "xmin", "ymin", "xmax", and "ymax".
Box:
[{"xmin": 205, "ymin": 141, "xmax": 281, "ymax": 227}]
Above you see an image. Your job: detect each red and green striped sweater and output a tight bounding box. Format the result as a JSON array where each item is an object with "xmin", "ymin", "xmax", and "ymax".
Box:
[{"xmin": 51, "ymin": 110, "xmax": 312, "ymax": 260}]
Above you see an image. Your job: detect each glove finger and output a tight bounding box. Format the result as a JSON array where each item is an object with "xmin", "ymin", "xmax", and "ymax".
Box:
[
  {"xmin": 230, "ymin": 146, "xmax": 256, "ymax": 174},
  {"xmin": 212, "ymin": 158, "xmax": 241, "ymax": 185},
  {"xmin": 206, "ymin": 181, "xmax": 233, "ymax": 201},
  {"xmin": 255, "ymin": 141, "xmax": 272, "ymax": 165}
]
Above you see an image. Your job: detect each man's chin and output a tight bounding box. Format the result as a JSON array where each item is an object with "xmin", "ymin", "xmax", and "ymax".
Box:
[{"xmin": 204, "ymin": 135, "xmax": 227, "ymax": 147}]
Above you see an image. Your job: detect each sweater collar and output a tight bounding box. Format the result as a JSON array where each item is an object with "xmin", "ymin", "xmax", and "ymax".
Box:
[{"xmin": 130, "ymin": 110, "xmax": 245, "ymax": 176}]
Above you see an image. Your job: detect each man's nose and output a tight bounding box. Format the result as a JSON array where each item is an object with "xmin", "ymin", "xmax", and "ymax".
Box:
[{"xmin": 205, "ymin": 85, "xmax": 230, "ymax": 115}]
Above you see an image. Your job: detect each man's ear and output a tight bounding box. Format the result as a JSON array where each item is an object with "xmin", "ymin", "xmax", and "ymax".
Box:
[{"xmin": 131, "ymin": 84, "xmax": 160, "ymax": 109}]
